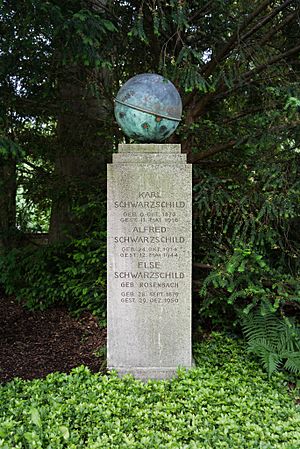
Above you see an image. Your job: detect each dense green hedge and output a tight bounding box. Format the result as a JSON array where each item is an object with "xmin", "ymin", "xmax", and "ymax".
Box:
[
  {"xmin": 0, "ymin": 231, "xmax": 107, "ymax": 320},
  {"xmin": 1, "ymin": 334, "xmax": 299, "ymax": 449}
]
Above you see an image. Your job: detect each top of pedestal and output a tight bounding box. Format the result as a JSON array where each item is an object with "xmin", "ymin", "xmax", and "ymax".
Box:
[{"xmin": 118, "ymin": 144, "xmax": 181, "ymax": 154}]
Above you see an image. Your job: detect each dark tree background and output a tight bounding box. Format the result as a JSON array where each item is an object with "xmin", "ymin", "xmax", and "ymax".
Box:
[{"xmin": 0, "ymin": 1, "xmax": 299, "ymax": 372}]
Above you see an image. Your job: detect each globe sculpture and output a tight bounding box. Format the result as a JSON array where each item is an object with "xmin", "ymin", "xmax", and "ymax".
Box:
[{"xmin": 114, "ymin": 73, "xmax": 182, "ymax": 142}]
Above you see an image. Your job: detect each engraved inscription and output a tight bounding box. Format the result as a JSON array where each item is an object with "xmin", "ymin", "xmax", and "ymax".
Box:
[{"xmin": 111, "ymin": 190, "xmax": 188, "ymax": 306}]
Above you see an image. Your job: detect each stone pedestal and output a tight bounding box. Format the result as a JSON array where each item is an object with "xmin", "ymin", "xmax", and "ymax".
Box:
[{"xmin": 107, "ymin": 144, "xmax": 192, "ymax": 380}]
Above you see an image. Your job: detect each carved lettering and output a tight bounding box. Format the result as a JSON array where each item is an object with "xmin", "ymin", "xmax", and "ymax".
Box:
[
  {"xmin": 132, "ymin": 226, "xmax": 166, "ymax": 233},
  {"xmin": 138, "ymin": 191, "xmax": 162, "ymax": 199},
  {"xmin": 114, "ymin": 236, "xmax": 185, "ymax": 243},
  {"xmin": 114, "ymin": 200, "xmax": 185, "ymax": 208},
  {"xmin": 137, "ymin": 261, "xmax": 161, "ymax": 269}
]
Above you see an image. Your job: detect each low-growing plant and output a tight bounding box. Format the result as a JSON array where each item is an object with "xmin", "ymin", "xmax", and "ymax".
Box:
[
  {"xmin": 93, "ymin": 346, "xmax": 107, "ymax": 371},
  {"xmin": 241, "ymin": 309, "xmax": 300, "ymax": 378},
  {"xmin": 0, "ymin": 334, "xmax": 299, "ymax": 449}
]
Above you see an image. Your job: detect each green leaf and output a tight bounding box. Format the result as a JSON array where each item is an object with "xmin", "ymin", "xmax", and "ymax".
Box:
[
  {"xmin": 30, "ymin": 407, "xmax": 42, "ymax": 427},
  {"xmin": 59, "ymin": 425, "xmax": 70, "ymax": 440},
  {"xmin": 227, "ymin": 263, "xmax": 235, "ymax": 274},
  {"xmin": 102, "ymin": 19, "xmax": 117, "ymax": 32}
]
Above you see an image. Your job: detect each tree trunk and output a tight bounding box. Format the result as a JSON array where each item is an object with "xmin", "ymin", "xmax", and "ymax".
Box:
[
  {"xmin": 0, "ymin": 158, "xmax": 16, "ymax": 250},
  {"xmin": 48, "ymin": 66, "xmax": 112, "ymax": 243}
]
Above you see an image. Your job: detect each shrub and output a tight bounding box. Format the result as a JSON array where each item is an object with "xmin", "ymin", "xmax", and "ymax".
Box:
[
  {"xmin": 0, "ymin": 231, "xmax": 106, "ymax": 320},
  {"xmin": 0, "ymin": 334, "xmax": 299, "ymax": 449},
  {"xmin": 193, "ymin": 159, "xmax": 300, "ymax": 323},
  {"xmin": 193, "ymin": 162, "xmax": 300, "ymax": 376}
]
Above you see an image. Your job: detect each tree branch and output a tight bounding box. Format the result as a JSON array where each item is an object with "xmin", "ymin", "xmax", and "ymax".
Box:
[
  {"xmin": 201, "ymin": 0, "xmax": 274, "ymax": 78},
  {"xmin": 259, "ymin": 11, "xmax": 297, "ymax": 47},
  {"xmin": 242, "ymin": 44, "xmax": 300, "ymax": 82},
  {"xmin": 185, "ymin": 93, "xmax": 215, "ymax": 125},
  {"xmin": 184, "ymin": 1, "xmax": 296, "ymax": 118},
  {"xmin": 193, "ymin": 262, "xmax": 214, "ymax": 269},
  {"xmin": 21, "ymin": 160, "xmax": 50, "ymax": 174},
  {"xmin": 86, "ymin": 0, "xmax": 120, "ymax": 23},
  {"xmin": 188, "ymin": 1, "xmax": 214, "ymax": 22},
  {"xmin": 190, "ymin": 121, "xmax": 300, "ymax": 163},
  {"xmin": 183, "ymin": 1, "xmax": 294, "ymax": 119},
  {"xmin": 221, "ymin": 107, "xmax": 264, "ymax": 125},
  {"xmin": 190, "ymin": 139, "xmax": 242, "ymax": 163},
  {"xmin": 213, "ymin": 45, "xmax": 300, "ymax": 103},
  {"xmin": 240, "ymin": 0, "xmax": 295, "ymax": 42}
]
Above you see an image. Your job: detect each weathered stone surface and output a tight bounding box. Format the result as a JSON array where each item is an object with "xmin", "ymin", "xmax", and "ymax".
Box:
[
  {"xmin": 107, "ymin": 144, "xmax": 192, "ymax": 379},
  {"xmin": 118, "ymin": 143, "xmax": 181, "ymax": 153},
  {"xmin": 112, "ymin": 153, "xmax": 186, "ymax": 164}
]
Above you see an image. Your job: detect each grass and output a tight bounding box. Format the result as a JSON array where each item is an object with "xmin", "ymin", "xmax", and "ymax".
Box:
[{"xmin": 0, "ymin": 333, "xmax": 299, "ymax": 448}]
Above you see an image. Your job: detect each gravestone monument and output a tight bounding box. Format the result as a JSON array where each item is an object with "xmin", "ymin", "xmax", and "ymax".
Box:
[{"xmin": 107, "ymin": 74, "xmax": 192, "ymax": 380}]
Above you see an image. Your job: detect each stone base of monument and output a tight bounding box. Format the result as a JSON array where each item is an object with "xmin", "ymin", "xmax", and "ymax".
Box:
[
  {"xmin": 107, "ymin": 144, "xmax": 192, "ymax": 380},
  {"xmin": 112, "ymin": 367, "xmax": 178, "ymax": 381}
]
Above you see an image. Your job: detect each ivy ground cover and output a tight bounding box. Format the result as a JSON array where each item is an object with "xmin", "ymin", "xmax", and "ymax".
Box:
[{"xmin": 0, "ymin": 334, "xmax": 299, "ymax": 449}]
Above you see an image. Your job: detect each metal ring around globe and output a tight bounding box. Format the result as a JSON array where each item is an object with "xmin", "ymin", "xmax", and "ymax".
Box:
[{"xmin": 114, "ymin": 99, "xmax": 181, "ymax": 122}]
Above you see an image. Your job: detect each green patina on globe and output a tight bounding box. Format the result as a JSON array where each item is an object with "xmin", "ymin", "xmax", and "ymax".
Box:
[{"xmin": 114, "ymin": 73, "xmax": 182, "ymax": 142}]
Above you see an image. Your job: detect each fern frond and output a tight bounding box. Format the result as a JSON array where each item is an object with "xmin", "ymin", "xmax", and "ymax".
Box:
[
  {"xmin": 247, "ymin": 338, "xmax": 282, "ymax": 378},
  {"xmin": 280, "ymin": 322, "xmax": 300, "ymax": 353},
  {"xmin": 283, "ymin": 354, "xmax": 300, "ymax": 374},
  {"xmin": 242, "ymin": 310, "xmax": 282, "ymax": 345},
  {"xmin": 265, "ymin": 353, "xmax": 282, "ymax": 378},
  {"xmin": 242, "ymin": 309, "xmax": 300, "ymax": 377}
]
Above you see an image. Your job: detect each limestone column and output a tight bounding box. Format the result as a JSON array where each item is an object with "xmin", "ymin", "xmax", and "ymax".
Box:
[{"xmin": 107, "ymin": 143, "xmax": 192, "ymax": 380}]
